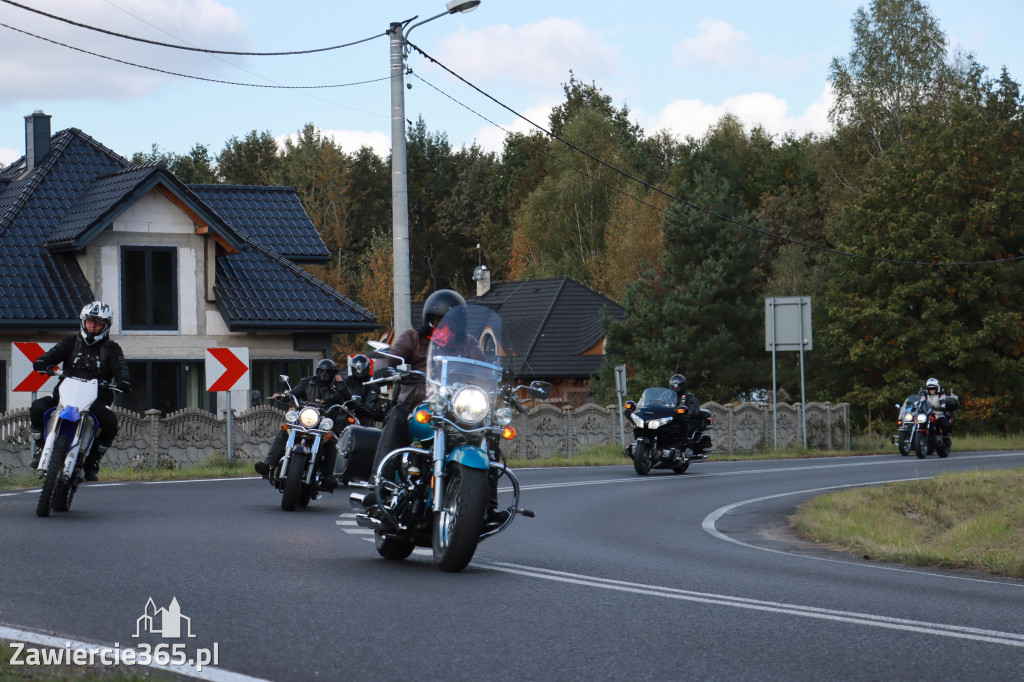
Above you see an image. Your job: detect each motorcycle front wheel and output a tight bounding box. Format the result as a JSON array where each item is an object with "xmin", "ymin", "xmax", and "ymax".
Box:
[
  {"xmin": 633, "ymin": 441, "xmax": 652, "ymax": 475},
  {"xmin": 281, "ymin": 455, "xmax": 306, "ymax": 511},
  {"xmin": 914, "ymin": 432, "xmax": 928, "ymax": 459},
  {"xmin": 432, "ymin": 463, "xmax": 488, "ymax": 572},
  {"xmin": 36, "ymin": 434, "xmax": 68, "ymax": 517},
  {"xmin": 898, "ymin": 434, "xmax": 910, "ymax": 456}
]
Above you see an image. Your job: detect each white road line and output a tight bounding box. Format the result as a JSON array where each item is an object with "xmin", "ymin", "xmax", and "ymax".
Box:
[
  {"xmin": 0, "ymin": 624, "xmax": 271, "ymax": 682},
  {"xmin": 701, "ymin": 479, "xmax": 1024, "ymax": 588},
  {"xmin": 482, "ymin": 561, "xmax": 1024, "ymax": 647},
  {"xmin": 142, "ymin": 477, "xmax": 260, "ymax": 485}
]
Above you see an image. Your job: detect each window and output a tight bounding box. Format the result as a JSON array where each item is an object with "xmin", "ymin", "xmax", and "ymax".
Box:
[
  {"xmin": 121, "ymin": 246, "xmax": 178, "ymax": 330},
  {"xmin": 123, "ymin": 361, "xmax": 210, "ymax": 415}
]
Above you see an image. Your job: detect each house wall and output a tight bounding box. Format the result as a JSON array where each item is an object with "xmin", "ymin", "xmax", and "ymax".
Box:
[{"xmin": 2, "ymin": 189, "xmax": 324, "ymax": 412}]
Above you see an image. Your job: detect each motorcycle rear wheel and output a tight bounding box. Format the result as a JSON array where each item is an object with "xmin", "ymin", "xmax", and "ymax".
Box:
[
  {"xmin": 898, "ymin": 435, "xmax": 910, "ymax": 456},
  {"xmin": 432, "ymin": 463, "xmax": 488, "ymax": 572},
  {"xmin": 633, "ymin": 442, "xmax": 652, "ymax": 476},
  {"xmin": 281, "ymin": 455, "xmax": 306, "ymax": 511},
  {"xmin": 375, "ymin": 532, "xmax": 415, "ymax": 560},
  {"xmin": 36, "ymin": 434, "xmax": 68, "ymax": 517}
]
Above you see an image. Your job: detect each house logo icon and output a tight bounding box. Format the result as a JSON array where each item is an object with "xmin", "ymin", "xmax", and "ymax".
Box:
[{"xmin": 133, "ymin": 597, "xmax": 196, "ymax": 638}]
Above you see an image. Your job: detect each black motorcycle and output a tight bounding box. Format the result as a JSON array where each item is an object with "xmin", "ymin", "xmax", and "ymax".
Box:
[
  {"xmin": 892, "ymin": 390, "xmax": 958, "ymax": 459},
  {"xmin": 267, "ymin": 375, "xmax": 357, "ymax": 510},
  {"xmin": 892, "ymin": 394, "xmax": 919, "ymax": 456},
  {"xmin": 624, "ymin": 387, "xmax": 713, "ymax": 475}
]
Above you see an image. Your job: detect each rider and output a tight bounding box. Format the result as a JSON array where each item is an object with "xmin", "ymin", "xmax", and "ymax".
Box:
[
  {"xmin": 361, "ymin": 290, "xmax": 506, "ymax": 523},
  {"xmin": 337, "ymin": 353, "xmax": 381, "ymax": 424},
  {"xmin": 254, "ymin": 358, "xmax": 345, "ymax": 491},
  {"xmin": 923, "ymin": 377, "xmax": 953, "ymax": 441},
  {"xmin": 669, "ymin": 374, "xmax": 703, "ymax": 457},
  {"xmin": 29, "ymin": 301, "xmax": 132, "ymax": 481}
]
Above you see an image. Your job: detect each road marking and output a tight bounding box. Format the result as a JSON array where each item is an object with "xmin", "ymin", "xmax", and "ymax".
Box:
[
  {"xmin": 702, "ymin": 479, "xmax": 1024, "ymax": 588},
  {"xmin": 0, "ymin": 624, "xmax": 270, "ymax": 682},
  {"xmin": 482, "ymin": 561, "xmax": 1024, "ymax": 647},
  {"xmin": 142, "ymin": 477, "xmax": 260, "ymax": 485}
]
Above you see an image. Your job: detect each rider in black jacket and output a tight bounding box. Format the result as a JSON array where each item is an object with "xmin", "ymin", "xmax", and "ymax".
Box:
[
  {"xmin": 254, "ymin": 359, "xmax": 345, "ymax": 490},
  {"xmin": 669, "ymin": 374, "xmax": 703, "ymax": 457},
  {"xmin": 337, "ymin": 354, "xmax": 382, "ymax": 424},
  {"xmin": 30, "ymin": 301, "xmax": 132, "ymax": 481}
]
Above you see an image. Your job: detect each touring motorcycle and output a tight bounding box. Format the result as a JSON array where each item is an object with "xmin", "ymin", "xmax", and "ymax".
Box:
[
  {"xmin": 624, "ymin": 387, "xmax": 713, "ymax": 475},
  {"xmin": 892, "ymin": 390, "xmax": 958, "ymax": 459},
  {"xmin": 267, "ymin": 376, "xmax": 360, "ymax": 510},
  {"xmin": 352, "ymin": 306, "xmax": 549, "ymax": 572},
  {"xmin": 34, "ymin": 369, "xmax": 121, "ymax": 517}
]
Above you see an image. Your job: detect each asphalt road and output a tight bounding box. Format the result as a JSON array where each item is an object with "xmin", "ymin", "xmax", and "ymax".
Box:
[{"xmin": 2, "ymin": 450, "xmax": 1024, "ymax": 681}]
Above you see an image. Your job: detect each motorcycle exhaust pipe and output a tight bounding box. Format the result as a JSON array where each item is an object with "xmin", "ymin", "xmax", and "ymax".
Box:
[
  {"xmin": 349, "ymin": 492, "xmax": 367, "ymax": 508},
  {"xmin": 354, "ymin": 511, "xmax": 383, "ymax": 531}
]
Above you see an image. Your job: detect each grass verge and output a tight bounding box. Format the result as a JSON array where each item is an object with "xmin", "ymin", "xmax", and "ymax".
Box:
[{"xmin": 791, "ymin": 468, "xmax": 1024, "ymax": 579}]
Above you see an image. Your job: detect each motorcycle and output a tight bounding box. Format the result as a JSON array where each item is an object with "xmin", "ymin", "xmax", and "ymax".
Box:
[
  {"xmin": 892, "ymin": 394, "xmax": 919, "ymax": 456},
  {"xmin": 352, "ymin": 306, "xmax": 550, "ymax": 572},
  {"xmin": 267, "ymin": 375, "xmax": 358, "ymax": 510},
  {"xmin": 893, "ymin": 390, "xmax": 958, "ymax": 459},
  {"xmin": 623, "ymin": 387, "xmax": 713, "ymax": 475},
  {"xmin": 34, "ymin": 369, "xmax": 121, "ymax": 517}
]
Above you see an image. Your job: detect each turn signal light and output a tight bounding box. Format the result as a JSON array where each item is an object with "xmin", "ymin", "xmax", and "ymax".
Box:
[
  {"xmin": 502, "ymin": 426, "xmax": 517, "ymax": 440},
  {"xmin": 676, "ymin": 408, "xmax": 687, "ymax": 414},
  {"xmin": 280, "ymin": 423, "xmax": 288, "ymax": 431},
  {"xmin": 323, "ymin": 432, "xmax": 334, "ymax": 441},
  {"xmin": 415, "ymin": 410, "xmax": 432, "ymax": 424},
  {"xmin": 347, "ymin": 417, "xmax": 356, "ymax": 424}
]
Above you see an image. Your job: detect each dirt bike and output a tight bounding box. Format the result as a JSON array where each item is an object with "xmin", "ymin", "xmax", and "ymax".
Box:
[
  {"xmin": 352, "ymin": 305, "xmax": 549, "ymax": 571},
  {"xmin": 623, "ymin": 387, "xmax": 713, "ymax": 475},
  {"xmin": 34, "ymin": 369, "xmax": 121, "ymax": 517}
]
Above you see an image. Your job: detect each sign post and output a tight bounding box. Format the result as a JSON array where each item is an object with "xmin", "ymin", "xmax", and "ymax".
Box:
[
  {"xmin": 205, "ymin": 348, "xmax": 250, "ymax": 462},
  {"xmin": 765, "ymin": 297, "xmax": 813, "ymax": 449},
  {"xmin": 11, "ymin": 342, "xmax": 58, "ymax": 461},
  {"xmin": 614, "ymin": 364, "xmax": 628, "ymax": 449}
]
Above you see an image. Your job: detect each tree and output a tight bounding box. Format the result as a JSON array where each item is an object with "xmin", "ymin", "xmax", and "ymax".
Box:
[
  {"xmin": 131, "ymin": 143, "xmax": 218, "ymax": 184},
  {"xmin": 217, "ymin": 130, "xmax": 280, "ymax": 185}
]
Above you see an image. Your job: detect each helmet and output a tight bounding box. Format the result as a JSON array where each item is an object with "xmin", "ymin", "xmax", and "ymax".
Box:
[
  {"xmin": 316, "ymin": 359, "xmax": 338, "ymax": 385},
  {"xmin": 926, "ymin": 377, "xmax": 940, "ymax": 392},
  {"xmin": 422, "ymin": 289, "xmax": 467, "ymax": 337},
  {"xmin": 669, "ymin": 374, "xmax": 687, "ymax": 392},
  {"xmin": 79, "ymin": 301, "xmax": 112, "ymax": 346},
  {"xmin": 349, "ymin": 354, "xmax": 370, "ymax": 378}
]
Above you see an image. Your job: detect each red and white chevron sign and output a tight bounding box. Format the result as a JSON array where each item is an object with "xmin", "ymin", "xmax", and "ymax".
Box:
[
  {"xmin": 205, "ymin": 347, "xmax": 250, "ymax": 392},
  {"xmin": 11, "ymin": 342, "xmax": 58, "ymax": 392}
]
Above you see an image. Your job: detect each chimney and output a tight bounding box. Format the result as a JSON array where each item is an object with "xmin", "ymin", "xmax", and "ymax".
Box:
[
  {"xmin": 473, "ymin": 264, "xmax": 491, "ymax": 297},
  {"xmin": 25, "ymin": 110, "xmax": 51, "ymax": 171}
]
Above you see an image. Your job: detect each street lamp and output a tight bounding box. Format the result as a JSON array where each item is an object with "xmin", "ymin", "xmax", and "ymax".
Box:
[{"xmin": 389, "ymin": 0, "xmax": 481, "ymax": 335}]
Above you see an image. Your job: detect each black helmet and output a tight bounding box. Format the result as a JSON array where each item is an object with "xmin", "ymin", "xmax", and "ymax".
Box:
[
  {"xmin": 669, "ymin": 374, "xmax": 687, "ymax": 392},
  {"xmin": 316, "ymin": 359, "xmax": 338, "ymax": 385},
  {"xmin": 79, "ymin": 300, "xmax": 112, "ymax": 346},
  {"xmin": 422, "ymin": 289, "xmax": 466, "ymax": 337},
  {"xmin": 350, "ymin": 354, "xmax": 370, "ymax": 378}
]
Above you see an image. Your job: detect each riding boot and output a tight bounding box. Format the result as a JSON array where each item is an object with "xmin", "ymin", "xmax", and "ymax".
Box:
[
  {"xmin": 83, "ymin": 443, "xmax": 109, "ymax": 482},
  {"xmin": 29, "ymin": 431, "xmax": 43, "ymax": 468}
]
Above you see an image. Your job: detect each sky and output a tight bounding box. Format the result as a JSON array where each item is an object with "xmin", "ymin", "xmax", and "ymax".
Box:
[{"xmin": 1, "ymin": 0, "xmax": 1023, "ymax": 168}]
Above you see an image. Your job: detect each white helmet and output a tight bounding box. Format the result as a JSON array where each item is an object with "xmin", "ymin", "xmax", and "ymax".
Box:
[
  {"xmin": 79, "ymin": 301, "xmax": 112, "ymax": 345},
  {"xmin": 925, "ymin": 377, "xmax": 940, "ymax": 392}
]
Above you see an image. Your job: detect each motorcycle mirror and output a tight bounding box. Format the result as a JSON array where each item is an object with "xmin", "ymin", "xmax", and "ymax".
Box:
[
  {"xmin": 528, "ymin": 381, "xmax": 551, "ymax": 399},
  {"xmin": 367, "ymin": 340, "xmax": 388, "ymax": 351}
]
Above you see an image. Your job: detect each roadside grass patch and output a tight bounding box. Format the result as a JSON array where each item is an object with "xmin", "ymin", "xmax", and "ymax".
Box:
[{"xmin": 791, "ymin": 468, "xmax": 1024, "ymax": 578}]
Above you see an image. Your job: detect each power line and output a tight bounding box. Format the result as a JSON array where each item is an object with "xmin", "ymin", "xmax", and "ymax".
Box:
[
  {"xmin": 408, "ymin": 41, "xmax": 1024, "ymax": 268},
  {"xmin": 0, "ymin": 0, "xmax": 384, "ymax": 55},
  {"xmin": 0, "ymin": 22, "xmax": 388, "ymax": 89}
]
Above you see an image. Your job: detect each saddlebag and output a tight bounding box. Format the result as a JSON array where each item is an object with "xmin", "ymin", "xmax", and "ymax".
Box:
[{"xmin": 336, "ymin": 425, "xmax": 380, "ymax": 481}]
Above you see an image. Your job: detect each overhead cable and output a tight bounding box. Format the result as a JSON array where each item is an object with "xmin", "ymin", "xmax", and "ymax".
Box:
[
  {"xmin": 408, "ymin": 41, "xmax": 1024, "ymax": 268},
  {"xmin": 0, "ymin": 0, "xmax": 385, "ymax": 55},
  {"xmin": 0, "ymin": 22, "xmax": 388, "ymax": 89}
]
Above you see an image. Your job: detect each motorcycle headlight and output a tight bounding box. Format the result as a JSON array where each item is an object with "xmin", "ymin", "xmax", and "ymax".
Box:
[
  {"xmin": 916, "ymin": 413, "xmax": 927, "ymax": 424},
  {"xmin": 320, "ymin": 417, "xmax": 334, "ymax": 432},
  {"xmin": 903, "ymin": 414, "xmax": 912, "ymax": 423},
  {"xmin": 428, "ymin": 393, "xmax": 448, "ymax": 416},
  {"xmin": 285, "ymin": 409, "xmax": 299, "ymax": 424},
  {"xmin": 452, "ymin": 386, "xmax": 489, "ymax": 424},
  {"xmin": 648, "ymin": 417, "xmax": 674, "ymax": 429},
  {"xmin": 631, "ymin": 413, "xmax": 645, "ymax": 427},
  {"xmin": 495, "ymin": 406, "xmax": 514, "ymax": 426},
  {"xmin": 299, "ymin": 407, "xmax": 320, "ymax": 427}
]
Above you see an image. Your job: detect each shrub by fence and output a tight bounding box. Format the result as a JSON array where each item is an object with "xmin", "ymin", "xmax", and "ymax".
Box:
[{"xmin": 0, "ymin": 401, "xmax": 850, "ymax": 475}]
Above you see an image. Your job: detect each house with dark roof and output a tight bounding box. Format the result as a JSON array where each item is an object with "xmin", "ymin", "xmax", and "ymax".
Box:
[
  {"xmin": 1, "ymin": 112, "xmax": 376, "ymax": 415},
  {"xmin": 400, "ymin": 270, "xmax": 625, "ymax": 406}
]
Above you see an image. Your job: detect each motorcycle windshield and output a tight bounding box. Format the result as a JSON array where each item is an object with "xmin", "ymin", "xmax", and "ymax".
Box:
[
  {"xmin": 427, "ymin": 304, "xmax": 504, "ymax": 397},
  {"xmin": 638, "ymin": 387, "xmax": 677, "ymax": 408}
]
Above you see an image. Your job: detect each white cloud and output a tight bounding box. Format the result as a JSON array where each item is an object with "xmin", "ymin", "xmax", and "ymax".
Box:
[
  {"xmin": 0, "ymin": 0, "xmax": 247, "ymax": 101},
  {"xmin": 653, "ymin": 83, "xmax": 833, "ymax": 140},
  {"xmin": 0, "ymin": 147, "xmax": 21, "ymax": 167},
  {"xmin": 275, "ymin": 129, "xmax": 392, "ymax": 158},
  {"xmin": 435, "ymin": 18, "xmax": 618, "ymax": 88},
  {"xmin": 470, "ymin": 101, "xmax": 559, "ymax": 154},
  {"xmin": 674, "ymin": 18, "xmax": 755, "ymax": 68}
]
